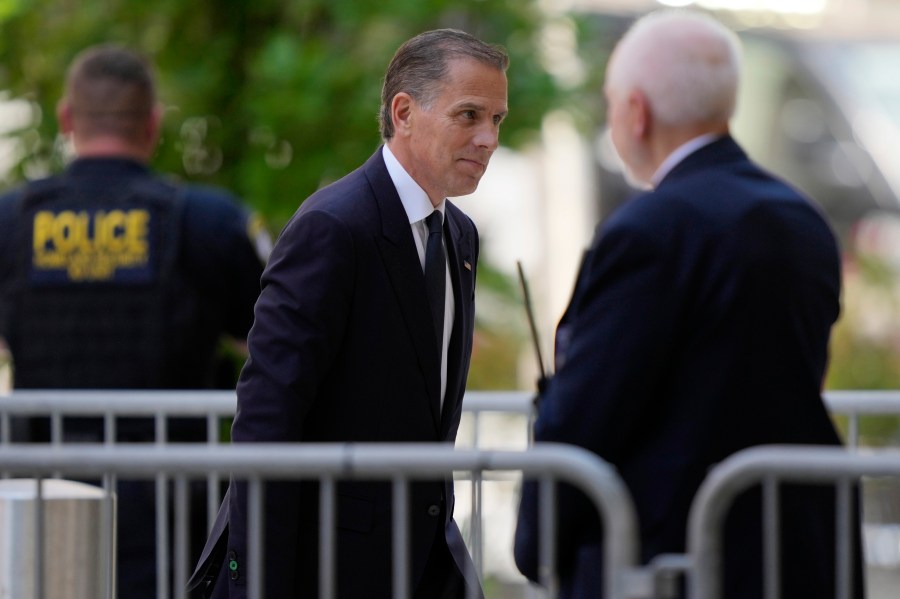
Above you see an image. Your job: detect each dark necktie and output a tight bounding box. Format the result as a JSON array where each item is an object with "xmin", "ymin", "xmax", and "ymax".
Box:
[{"xmin": 424, "ymin": 210, "xmax": 445, "ymax": 349}]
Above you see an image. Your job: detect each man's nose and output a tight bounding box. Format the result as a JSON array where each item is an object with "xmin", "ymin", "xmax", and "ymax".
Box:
[{"xmin": 474, "ymin": 123, "xmax": 499, "ymax": 151}]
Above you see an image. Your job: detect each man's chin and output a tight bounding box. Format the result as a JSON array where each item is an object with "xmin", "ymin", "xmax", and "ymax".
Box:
[{"xmin": 448, "ymin": 179, "xmax": 482, "ymax": 198}]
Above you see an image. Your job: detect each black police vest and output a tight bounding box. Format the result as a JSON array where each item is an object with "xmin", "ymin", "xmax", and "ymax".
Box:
[{"xmin": 9, "ymin": 174, "xmax": 185, "ymax": 389}]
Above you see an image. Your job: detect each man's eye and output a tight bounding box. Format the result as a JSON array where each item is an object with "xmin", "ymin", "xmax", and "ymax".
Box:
[
  {"xmin": 462, "ymin": 110, "xmax": 476, "ymax": 120},
  {"xmin": 493, "ymin": 115, "xmax": 503, "ymax": 126}
]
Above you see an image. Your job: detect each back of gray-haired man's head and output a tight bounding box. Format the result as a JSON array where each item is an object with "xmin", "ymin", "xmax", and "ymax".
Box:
[{"xmin": 609, "ymin": 10, "xmax": 741, "ymax": 127}]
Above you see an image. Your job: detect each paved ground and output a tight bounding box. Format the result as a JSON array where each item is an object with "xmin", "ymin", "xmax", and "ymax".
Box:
[{"xmin": 488, "ymin": 568, "xmax": 900, "ymax": 598}]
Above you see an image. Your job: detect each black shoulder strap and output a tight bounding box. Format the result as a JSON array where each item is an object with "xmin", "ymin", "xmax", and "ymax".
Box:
[{"xmin": 127, "ymin": 177, "xmax": 186, "ymax": 289}]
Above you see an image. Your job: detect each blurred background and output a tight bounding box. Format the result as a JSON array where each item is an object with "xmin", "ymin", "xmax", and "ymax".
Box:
[
  {"xmin": 4, "ymin": 0, "xmax": 900, "ymax": 400},
  {"xmin": 2, "ymin": 0, "xmax": 900, "ymax": 594}
]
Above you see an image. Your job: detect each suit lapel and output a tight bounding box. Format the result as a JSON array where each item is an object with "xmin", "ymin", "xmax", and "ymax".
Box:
[
  {"xmin": 365, "ymin": 152, "xmax": 443, "ymax": 431},
  {"xmin": 441, "ymin": 206, "xmax": 474, "ymax": 436}
]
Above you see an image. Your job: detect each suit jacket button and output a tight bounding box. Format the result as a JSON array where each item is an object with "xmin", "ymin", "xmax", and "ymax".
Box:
[
  {"xmin": 427, "ymin": 504, "xmax": 440, "ymax": 517},
  {"xmin": 227, "ymin": 550, "xmax": 239, "ymax": 580}
]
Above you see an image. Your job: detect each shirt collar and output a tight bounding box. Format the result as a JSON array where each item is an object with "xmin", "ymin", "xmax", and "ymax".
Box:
[
  {"xmin": 651, "ymin": 133, "xmax": 723, "ymax": 188},
  {"xmin": 382, "ymin": 145, "xmax": 444, "ymax": 224},
  {"xmin": 66, "ymin": 157, "xmax": 150, "ymax": 177}
]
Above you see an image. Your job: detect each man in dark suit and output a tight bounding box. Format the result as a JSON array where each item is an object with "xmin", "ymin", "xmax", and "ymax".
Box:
[
  {"xmin": 189, "ymin": 29, "xmax": 509, "ymax": 598},
  {"xmin": 514, "ymin": 10, "xmax": 863, "ymax": 599}
]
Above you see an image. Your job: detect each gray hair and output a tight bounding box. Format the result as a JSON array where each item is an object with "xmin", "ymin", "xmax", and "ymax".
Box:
[
  {"xmin": 608, "ymin": 10, "xmax": 741, "ymax": 126},
  {"xmin": 379, "ymin": 29, "xmax": 509, "ymax": 141}
]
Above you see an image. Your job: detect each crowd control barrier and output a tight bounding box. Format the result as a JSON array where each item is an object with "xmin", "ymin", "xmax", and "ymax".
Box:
[
  {"xmin": 687, "ymin": 445, "xmax": 900, "ymax": 599},
  {"xmin": 2, "ymin": 388, "xmax": 895, "ymax": 450},
  {"xmin": 823, "ymin": 390, "xmax": 900, "ymax": 449},
  {"xmin": 0, "ymin": 389, "xmax": 536, "ymax": 589},
  {"xmin": 0, "ymin": 443, "xmax": 640, "ymax": 599},
  {"xmin": 0, "ymin": 390, "xmax": 535, "ymax": 447},
  {"xmin": 2, "ymin": 389, "xmax": 900, "ymax": 599}
]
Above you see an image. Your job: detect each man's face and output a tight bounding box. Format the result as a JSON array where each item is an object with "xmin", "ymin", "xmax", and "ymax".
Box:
[
  {"xmin": 603, "ymin": 52, "xmax": 653, "ymax": 189},
  {"xmin": 604, "ymin": 81, "xmax": 647, "ymax": 189},
  {"xmin": 400, "ymin": 58, "xmax": 508, "ymax": 204},
  {"xmin": 604, "ymin": 83, "xmax": 630, "ymax": 166}
]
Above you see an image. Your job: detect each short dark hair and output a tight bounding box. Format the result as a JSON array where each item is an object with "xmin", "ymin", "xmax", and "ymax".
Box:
[
  {"xmin": 379, "ymin": 29, "xmax": 509, "ymax": 141},
  {"xmin": 64, "ymin": 44, "xmax": 156, "ymax": 142}
]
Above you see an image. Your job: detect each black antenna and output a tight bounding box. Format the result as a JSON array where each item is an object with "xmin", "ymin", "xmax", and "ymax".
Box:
[{"xmin": 516, "ymin": 261, "xmax": 549, "ymax": 400}]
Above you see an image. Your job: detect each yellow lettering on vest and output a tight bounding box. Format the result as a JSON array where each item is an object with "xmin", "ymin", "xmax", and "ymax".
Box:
[
  {"xmin": 49, "ymin": 211, "xmax": 71, "ymax": 253},
  {"xmin": 126, "ymin": 210, "xmax": 149, "ymax": 254},
  {"xmin": 102, "ymin": 210, "xmax": 127, "ymax": 253},
  {"xmin": 33, "ymin": 211, "xmax": 55, "ymax": 252},
  {"xmin": 31, "ymin": 208, "xmax": 152, "ymax": 281}
]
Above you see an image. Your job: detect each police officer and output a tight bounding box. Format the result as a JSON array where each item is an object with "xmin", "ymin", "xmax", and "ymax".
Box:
[{"xmin": 0, "ymin": 45, "xmax": 268, "ymax": 599}]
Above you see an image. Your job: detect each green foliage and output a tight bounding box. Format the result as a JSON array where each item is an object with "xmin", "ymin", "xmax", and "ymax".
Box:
[
  {"xmin": 469, "ymin": 260, "xmax": 528, "ymax": 390},
  {"xmin": 825, "ymin": 250, "xmax": 900, "ymax": 445},
  {"xmin": 0, "ymin": 1, "xmax": 615, "ymax": 392},
  {"xmin": 826, "ymin": 253, "xmax": 900, "ymax": 390},
  {"xmin": 0, "ymin": 0, "xmax": 569, "ymax": 228}
]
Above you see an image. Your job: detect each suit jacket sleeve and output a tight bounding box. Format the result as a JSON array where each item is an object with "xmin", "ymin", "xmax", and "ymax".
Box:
[
  {"xmin": 225, "ymin": 208, "xmax": 355, "ymax": 595},
  {"xmin": 233, "ymin": 208, "xmax": 354, "ymax": 443},
  {"xmin": 515, "ymin": 215, "xmax": 683, "ymax": 580}
]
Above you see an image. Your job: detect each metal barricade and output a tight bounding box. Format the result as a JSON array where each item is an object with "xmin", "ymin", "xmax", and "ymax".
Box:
[
  {"xmin": 4, "ymin": 389, "xmax": 897, "ymax": 451},
  {"xmin": 0, "ymin": 389, "xmax": 538, "ymax": 591},
  {"xmin": 687, "ymin": 445, "xmax": 900, "ymax": 599},
  {"xmin": 0, "ymin": 442, "xmax": 641, "ymax": 599},
  {"xmin": 0, "ymin": 390, "xmax": 536, "ymax": 445},
  {"xmin": 4, "ymin": 389, "xmax": 900, "ymax": 599},
  {"xmin": 634, "ymin": 395, "xmax": 900, "ymax": 599},
  {"xmin": 824, "ymin": 390, "xmax": 900, "ymax": 449}
]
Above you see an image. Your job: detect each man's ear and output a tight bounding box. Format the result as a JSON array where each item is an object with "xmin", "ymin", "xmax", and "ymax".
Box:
[
  {"xmin": 628, "ymin": 90, "xmax": 651, "ymax": 139},
  {"xmin": 146, "ymin": 103, "xmax": 163, "ymax": 143},
  {"xmin": 56, "ymin": 99, "xmax": 73, "ymax": 135},
  {"xmin": 390, "ymin": 92, "xmax": 414, "ymax": 137}
]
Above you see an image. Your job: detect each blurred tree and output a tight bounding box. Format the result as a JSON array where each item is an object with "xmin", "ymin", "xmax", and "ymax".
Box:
[
  {"xmin": 0, "ymin": 0, "xmax": 598, "ymax": 393},
  {"xmin": 826, "ymin": 251, "xmax": 900, "ymax": 445},
  {"xmin": 0, "ymin": 0, "xmax": 571, "ymax": 228}
]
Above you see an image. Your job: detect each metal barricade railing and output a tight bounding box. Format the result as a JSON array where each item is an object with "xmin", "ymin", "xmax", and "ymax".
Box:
[
  {"xmin": 0, "ymin": 389, "xmax": 538, "ymax": 592},
  {"xmin": 0, "ymin": 389, "xmax": 235, "ymax": 444},
  {"xmin": 686, "ymin": 445, "xmax": 900, "ymax": 599},
  {"xmin": 824, "ymin": 390, "xmax": 900, "ymax": 449},
  {"xmin": 3, "ymin": 389, "xmax": 898, "ymax": 451},
  {"xmin": 4, "ymin": 389, "xmax": 900, "ymax": 599},
  {"xmin": 0, "ymin": 389, "xmax": 536, "ymax": 446},
  {"xmin": 0, "ymin": 442, "xmax": 641, "ymax": 599}
]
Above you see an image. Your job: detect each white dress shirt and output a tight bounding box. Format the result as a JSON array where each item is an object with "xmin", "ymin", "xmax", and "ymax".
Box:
[
  {"xmin": 651, "ymin": 133, "xmax": 723, "ymax": 188},
  {"xmin": 382, "ymin": 145, "xmax": 454, "ymax": 408}
]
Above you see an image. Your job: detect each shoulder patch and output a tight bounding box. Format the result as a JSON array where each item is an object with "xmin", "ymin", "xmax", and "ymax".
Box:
[{"xmin": 247, "ymin": 213, "xmax": 272, "ymax": 263}]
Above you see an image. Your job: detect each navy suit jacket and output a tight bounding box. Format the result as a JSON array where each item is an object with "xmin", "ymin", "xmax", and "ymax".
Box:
[
  {"xmin": 514, "ymin": 136, "xmax": 862, "ymax": 598},
  {"xmin": 191, "ymin": 149, "xmax": 481, "ymax": 598}
]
